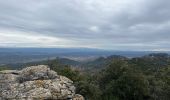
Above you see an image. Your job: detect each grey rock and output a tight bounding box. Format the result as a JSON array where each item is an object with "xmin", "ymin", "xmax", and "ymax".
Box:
[
  {"xmin": 0, "ymin": 65, "xmax": 82, "ymax": 100},
  {"xmin": 73, "ymin": 94, "xmax": 85, "ymax": 100}
]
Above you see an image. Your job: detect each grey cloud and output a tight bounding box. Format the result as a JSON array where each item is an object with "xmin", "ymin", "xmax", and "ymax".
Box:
[{"xmin": 0, "ymin": 0, "xmax": 170, "ymax": 50}]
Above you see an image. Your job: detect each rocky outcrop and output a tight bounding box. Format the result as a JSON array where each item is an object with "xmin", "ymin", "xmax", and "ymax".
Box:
[{"xmin": 0, "ymin": 65, "xmax": 84, "ymax": 100}]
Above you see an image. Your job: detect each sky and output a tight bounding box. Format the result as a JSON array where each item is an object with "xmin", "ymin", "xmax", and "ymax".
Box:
[{"xmin": 0, "ymin": 0, "xmax": 170, "ymax": 51}]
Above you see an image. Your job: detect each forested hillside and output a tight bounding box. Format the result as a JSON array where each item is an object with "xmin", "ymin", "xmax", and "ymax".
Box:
[{"xmin": 61, "ymin": 54, "xmax": 170, "ymax": 100}]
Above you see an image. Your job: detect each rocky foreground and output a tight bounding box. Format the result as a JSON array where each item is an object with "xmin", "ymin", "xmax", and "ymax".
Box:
[{"xmin": 0, "ymin": 65, "xmax": 84, "ymax": 100}]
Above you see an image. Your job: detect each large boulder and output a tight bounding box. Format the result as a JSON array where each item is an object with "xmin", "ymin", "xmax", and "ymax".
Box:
[{"xmin": 0, "ymin": 65, "xmax": 84, "ymax": 100}]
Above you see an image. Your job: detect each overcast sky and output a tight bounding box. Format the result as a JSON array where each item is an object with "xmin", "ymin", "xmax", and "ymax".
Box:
[{"xmin": 0, "ymin": 0, "xmax": 170, "ymax": 51}]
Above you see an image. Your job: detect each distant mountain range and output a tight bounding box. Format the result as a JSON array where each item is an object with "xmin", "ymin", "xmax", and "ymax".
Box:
[
  {"xmin": 3, "ymin": 50, "xmax": 170, "ymax": 72},
  {"xmin": 0, "ymin": 48, "xmax": 170, "ymax": 66}
]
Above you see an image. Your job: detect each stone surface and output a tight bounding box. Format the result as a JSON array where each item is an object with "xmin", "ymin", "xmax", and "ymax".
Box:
[
  {"xmin": 0, "ymin": 65, "xmax": 83, "ymax": 100},
  {"xmin": 73, "ymin": 94, "xmax": 85, "ymax": 100}
]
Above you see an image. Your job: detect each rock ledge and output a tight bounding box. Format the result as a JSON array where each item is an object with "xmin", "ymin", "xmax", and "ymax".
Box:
[{"xmin": 0, "ymin": 65, "xmax": 84, "ymax": 100}]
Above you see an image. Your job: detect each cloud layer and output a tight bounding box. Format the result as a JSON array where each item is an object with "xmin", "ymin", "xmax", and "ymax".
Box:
[{"xmin": 0, "ymin": 0, "xmax": 170, "ymax": 50}]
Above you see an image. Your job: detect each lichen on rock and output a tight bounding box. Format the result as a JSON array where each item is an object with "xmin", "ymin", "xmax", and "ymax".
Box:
[{"xmin": 0, "ymin": 65, "xmax": 84, "ymax": 100}]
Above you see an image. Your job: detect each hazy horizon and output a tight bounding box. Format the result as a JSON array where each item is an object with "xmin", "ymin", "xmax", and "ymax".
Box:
[{"xmin": 0, "ymin": 47, "xmax": 170, "ymax": 52}]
